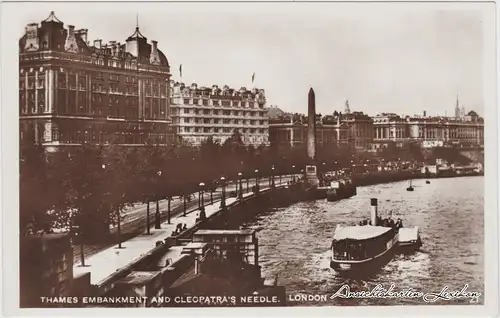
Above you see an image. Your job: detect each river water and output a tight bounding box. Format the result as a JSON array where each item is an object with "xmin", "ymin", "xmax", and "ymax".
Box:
[{"xmin": 242, "ymin": 176, "xmax": 484, "ymax": 306}]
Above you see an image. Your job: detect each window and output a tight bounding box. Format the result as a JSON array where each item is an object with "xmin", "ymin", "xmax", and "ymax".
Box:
[
  {"xmin": 233, "ymin": 101, "xmax": 239, "ymax": 107},
  {"xmin": 184, "ymin": 98, "xmax": 190, "ymax": 104},
  {"xmin": 202, "ymin": 100, "xmax": 208, "ymax": 106},
  {"xmin": 37, "ymin": 77, "xmax": 45, "ymax": 88},
  {"xmin": 28, "ymin": 77, "xmax": 35, "ymax": 89},
  {"xmin": 212, "ymin": 100, "xmax": 219, "ymax": 106},
  {"xmin": 79, "ymin": 77, "xmax": 86, "ymax": 90}
]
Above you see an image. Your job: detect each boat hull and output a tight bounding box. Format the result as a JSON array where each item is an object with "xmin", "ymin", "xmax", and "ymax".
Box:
[
  {"xmin": 396, "ymin": 239, "xmax": 422, "ymax": 254},
  {"xmin": 330, "ymin": 246, "xmax": 395, "ymax": 275},
  {"xmin": 305, "ymin": 187, "xmax": 327, "ymax": 200},
  {"xmin": 326, "ymin": 186, "xmax": 357, "ymax": 202}
]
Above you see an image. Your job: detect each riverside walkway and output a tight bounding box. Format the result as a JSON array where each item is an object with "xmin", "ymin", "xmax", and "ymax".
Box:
[
  {"xmin": 73, "ymin": 175, "xmax": 297, "ymax": 262},
  {"xmin": 73, "ymin": 184, "xmax": 286, "ymax": 286}
]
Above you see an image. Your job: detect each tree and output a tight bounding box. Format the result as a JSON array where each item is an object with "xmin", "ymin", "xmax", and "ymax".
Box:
[
  {"xmin": 101, "ymin": 144, "xmax": 136, "ymax": 247},
  {"xmin": 200, "ymin": 136, "xmax": 221, "ymax": 181},
  {"xmin": 56, "ymin": 145, "xmax": 106, "ymax": 265},
  {"xmin": 19, "ymin": 142, "xmax": 51, "ymax": 235}
]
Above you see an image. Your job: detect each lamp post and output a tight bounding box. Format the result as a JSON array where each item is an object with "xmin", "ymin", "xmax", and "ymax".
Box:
[
  {"xmin": 210, "ymin": 183, "xmax": 214, "ymax": 205},
  {"xmin": 255, "ymin": 169, "xmax": 259, "ymax": 193},
  {"xmin": 199, "ymin": 182, "xmax": 205, "ymax": 209},
  {"xmin": 199, "ymin": 182, "xmax": 206, "ymax": 220},
  {"xmin": 183, "ymin": 192, "xmax": 187, "ymax": 217},
  {"xmin": 271, "ymin": 166, "xmax": 276, "ymax": 188},
  {"xmin": 220, "ymin": 176, "xmax": 226, "ymax": 209},
  {"xmin": 103, "ymin": 164, "xmax": 123, "ymax": 249},
  {"xmin": 292, "ymin": 165, "xmax": 296, "ymax": 182},
  {"xmin": 155, "ymin": 170, "xmax": 162, "ymax": 229},
  {"xmin": 238, "ymin": 172, "xmax": 243, "ymax": 200},
  {"xmin": 167, "ymin": 195, "xmax": 171, "ymax": 224}
]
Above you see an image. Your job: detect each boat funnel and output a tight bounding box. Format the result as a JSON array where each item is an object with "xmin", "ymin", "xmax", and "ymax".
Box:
[{"xmin": 370, "ymin": 198, "xmax": 378, "ymax": 226}]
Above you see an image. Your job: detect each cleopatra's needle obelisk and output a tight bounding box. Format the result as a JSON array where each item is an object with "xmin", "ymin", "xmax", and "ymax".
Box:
[{"xmin": 305, "ymin": 87, "xmax": 319, "ymax": 186}]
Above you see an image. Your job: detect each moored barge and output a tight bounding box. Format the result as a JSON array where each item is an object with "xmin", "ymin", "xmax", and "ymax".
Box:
[{"xmin": 326, "ymin": 178, "xmax": 357, "ymax": 202}]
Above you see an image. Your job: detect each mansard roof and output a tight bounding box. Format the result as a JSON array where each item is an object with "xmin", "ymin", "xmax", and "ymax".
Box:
[
  {"xmin": 42, "ymin": 11, "xmax": 63, "ymax": 24},
  {"xmin": 19, "ymin": 12, "xmax": 169, "ymax": 69}
]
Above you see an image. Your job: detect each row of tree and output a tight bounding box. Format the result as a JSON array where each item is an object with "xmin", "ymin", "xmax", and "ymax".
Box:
[{"xmin": 20, "ymin": 130, "xmax": 471, "ymax": 240}]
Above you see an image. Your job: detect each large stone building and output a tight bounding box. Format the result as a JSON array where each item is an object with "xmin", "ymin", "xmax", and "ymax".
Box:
[
  {"xmin": 341, "ymin": 102, "xmax": 374, "ymax": 150},
  {"xmin": 19, "ymin": 12, "xmax": 174, "ymax": 149},
  {"xmin": 372, "ymin": 110, "xmax": 484, "ymax": 150},
  {"xmin": 269, "ymin": 100, "xmax": 373, "ymax": 152},
  {"xmin": 268, "ymin": 113, "xmax": 350, "ymax": 150},
  {"xmin": 170, "ymin": 82, "xmax": 269, "ymax": 146}
]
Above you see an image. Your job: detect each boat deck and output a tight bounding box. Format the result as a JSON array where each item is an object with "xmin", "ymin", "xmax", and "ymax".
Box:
[{"xmin": 398, "ymin": 226, "xmax": 420, "ymax": 243}]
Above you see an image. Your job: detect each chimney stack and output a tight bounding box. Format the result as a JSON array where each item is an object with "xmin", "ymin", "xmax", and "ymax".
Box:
[
  {"xmin": 76, "ymin": 29, "xmax": 88, "ymax": 43},
  {"xmin": 423, "ymin": 110, "xmax": 427, "ymax": 117},
  {"xmin": 370, "ymin": 198, "xmax": 378, "ymax": 226},
  {"xmin": 94, "ymin": 39, "xmax": 102, "ymax": 49},
  {"xmin": 152, "ymin": 40, "xmax": 158, "ymax": 53},
  {"xmin": 149, "ymin": 40, "xmax": 160, "ymax": 64},
  {"xmin": 67, "ymin": 25, "xmax": 75, "ymax": 37}
]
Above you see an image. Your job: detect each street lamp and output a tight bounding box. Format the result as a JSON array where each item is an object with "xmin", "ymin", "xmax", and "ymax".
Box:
[
  {"xmin": 220, "ymin": 177, "xmax": 226, "ymax": 209},
  {"xmin": 155, "ymin": 170, "xmax": 162, "ymax": 229},
  {"xmin": 292, "ymin": 165, "xmax": 296, "ymax": 182},
  {"xmin": 254, "ymin": 169, "xmax": 260, "ymax": 193},
  {"xmin": 199, "ymin": 182, "xmax": 206, "ymax": 220},
  {"xmin": 271, "ymin": 166, "xmax": 276, "ymax": 188},
  {"xmin": 238, "ymin": 172, "xmax": 243, "ymax": 200},
  {"xmin": 103, "ymin": 164, "xmax": 123, "ymax": 249},
  {"xmin": 199, "ymin": 182, "xmax": 205, "ymax": 209}
]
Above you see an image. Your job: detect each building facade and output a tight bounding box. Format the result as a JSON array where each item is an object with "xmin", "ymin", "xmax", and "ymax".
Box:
[
  {"xmin": 372, "ymin": 111, "xmax": 484, "ymax": 150},
  {"xmin": 20, "ymin": 234, "xmax": 74, "ymax": 307},
  {"xmin": 269, "ymin": 113, "xmax": 350, "ymax": 150},
  {"xmin": 341, "ymin": 106, "xmax": 374, "ymax": 150},
  {"xmin": 170, "ymin": 82, "xmax": 269, "ymax": 146},
  {"xmin": 19, "ymin": 12, "xmax": 174, "ymax": 149}
]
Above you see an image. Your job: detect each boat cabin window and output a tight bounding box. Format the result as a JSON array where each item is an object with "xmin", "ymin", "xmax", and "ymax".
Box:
[{"xmin": 332, "ymin": 229, "xmax": 395, "ymax": 261}]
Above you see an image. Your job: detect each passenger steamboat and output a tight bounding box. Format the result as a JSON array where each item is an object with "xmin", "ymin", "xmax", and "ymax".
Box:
[{"xmin": 330, "ymin": 198, "xmax": 399, "ymax": 274}]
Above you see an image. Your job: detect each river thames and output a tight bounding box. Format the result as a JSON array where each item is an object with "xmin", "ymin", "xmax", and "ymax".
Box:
[{"xmin": 242, "ymin": 176, "xmax": 484, "ymax": 306}]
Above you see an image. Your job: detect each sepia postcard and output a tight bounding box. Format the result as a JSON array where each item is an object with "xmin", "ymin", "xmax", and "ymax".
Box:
[{"xmin": 1, "ymin": 1, "xmax": 498, "ymax": 317}]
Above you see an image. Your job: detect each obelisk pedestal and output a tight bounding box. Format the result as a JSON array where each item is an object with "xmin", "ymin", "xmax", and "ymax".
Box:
[{"xmin": 305, "ymin": 87, "xmax": 319, "ymax": 187}]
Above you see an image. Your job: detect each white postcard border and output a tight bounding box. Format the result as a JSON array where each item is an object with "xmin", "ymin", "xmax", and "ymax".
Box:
[{"xmin": 1, "ymin": 1, "xmax": 498, "ymax": 317}]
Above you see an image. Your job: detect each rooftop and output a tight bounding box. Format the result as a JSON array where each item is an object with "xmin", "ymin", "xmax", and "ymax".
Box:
[
  {"xmin": 333, "ymin": 225, "xmax": 392, "ymax": 241},
  {"xmin": 398, "ymin": 227, "xmax": 419, "ymax": 243},
  {"xmin": 116, "ymin": 271, "xmax": 161, "ymax": 285},
  {"xmin": 194, "ymin": 229, "xmax": 256, "ymax": 236}
]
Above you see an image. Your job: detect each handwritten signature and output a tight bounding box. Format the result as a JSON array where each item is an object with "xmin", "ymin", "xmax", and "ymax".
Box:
[{"xmin": 330, "ymin": 284, "xmax": 481, "ymax": 303}]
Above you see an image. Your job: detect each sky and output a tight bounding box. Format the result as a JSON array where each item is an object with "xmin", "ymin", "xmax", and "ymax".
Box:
[{"xmin": 12, "ymin": 2, "xmax": 490, "ymax": 117}]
